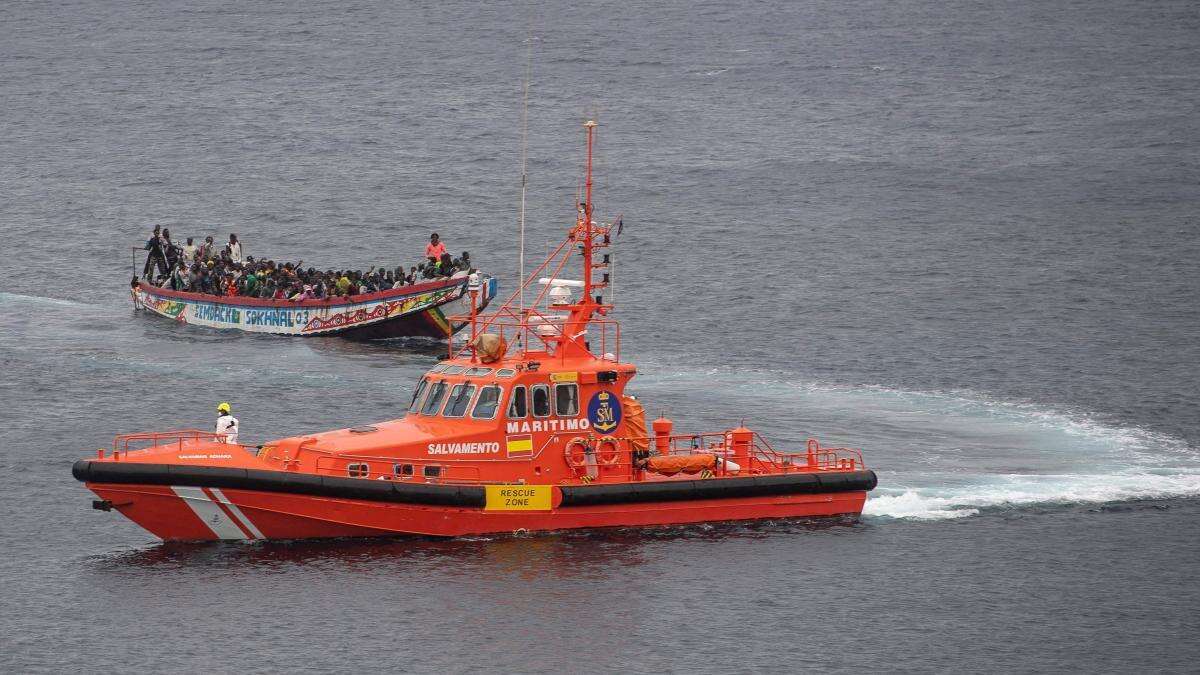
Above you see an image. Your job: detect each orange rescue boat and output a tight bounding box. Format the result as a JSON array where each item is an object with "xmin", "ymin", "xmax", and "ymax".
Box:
[{"xmin": 72, "ymin": 121, "xmax": 877, "ymax": 541}]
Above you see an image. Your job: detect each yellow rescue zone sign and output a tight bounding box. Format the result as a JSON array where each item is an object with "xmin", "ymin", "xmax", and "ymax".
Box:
[{"xmin": 485, "ymin": 485, "xmax": 553, "ymax": 511}]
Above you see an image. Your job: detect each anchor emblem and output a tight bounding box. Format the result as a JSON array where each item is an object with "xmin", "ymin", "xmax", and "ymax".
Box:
[{"xmin": 587, "ymin": 391, "xmax": 622, "ymax": 435}]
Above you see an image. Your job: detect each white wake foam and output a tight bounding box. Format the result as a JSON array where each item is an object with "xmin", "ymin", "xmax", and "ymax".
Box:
[
  {"xmin": 634, "ymin": 363, "xmax": 1200, "ymax": 521},
  {"xmin": 0, "ymin": 291, "xmax": 96, "ymax": 308},
  {"xmin": 864, "ymin": 470, "xmax": 1200, "ymax": 520}
]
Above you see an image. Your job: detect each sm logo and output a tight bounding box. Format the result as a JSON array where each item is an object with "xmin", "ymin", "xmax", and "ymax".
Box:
[{"xmin": 587, "ymin": 391, "xmax": 622, "ymax": 435}]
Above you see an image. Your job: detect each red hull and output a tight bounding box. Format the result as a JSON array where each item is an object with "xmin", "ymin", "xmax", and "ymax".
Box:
[{"xmin": 87, "ymin": 482, "xmax": 867, "ymax": 541}]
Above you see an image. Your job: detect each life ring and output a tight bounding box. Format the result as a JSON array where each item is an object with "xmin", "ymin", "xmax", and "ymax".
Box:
[
  {"xmin": 564, "ymin": 437, "xmax": 590, "ymax": 469},
  {"xmin": 596, "ymin": 438, "xmax": 621, "ymax": 466}
]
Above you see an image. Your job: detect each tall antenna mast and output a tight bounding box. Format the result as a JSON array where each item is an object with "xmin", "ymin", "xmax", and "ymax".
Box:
[
  {"xmin": 582, "ymin": 120, "xmax": 597, "ymax": 300},
  {"xmin": 517, "ymin": 34, "xmax": 533, "ymax": 312}
]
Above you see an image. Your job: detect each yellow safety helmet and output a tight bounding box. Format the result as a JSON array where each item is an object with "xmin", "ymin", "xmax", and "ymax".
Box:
[{"xmin": 217, "ymin": 402, "xmax": 231, "ymax": 414}]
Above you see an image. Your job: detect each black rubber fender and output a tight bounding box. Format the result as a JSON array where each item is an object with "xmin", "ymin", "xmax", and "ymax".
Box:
[
  {"xmin": 72, "ymin": 460, "xmax": 486, "ymax": 508},
  {"xmin": 560, "ymin": 470, "xmax": 877, "ymax": 507}
]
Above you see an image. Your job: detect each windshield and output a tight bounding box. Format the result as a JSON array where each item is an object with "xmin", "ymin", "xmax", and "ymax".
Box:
[
  {"xmin": 472, "ymin": 385, "xmax": 502, "ymax": 419},
  {"xmin": 420, "ymin": 381, "xmax": 448, "ymax": 415},
  {"xmin": 443, "ymin": 384, "xmax": 477, "ymax": 418},
  {"xmin": 408, "ymin": 378, "xmax": 429, "ymax": 413}
]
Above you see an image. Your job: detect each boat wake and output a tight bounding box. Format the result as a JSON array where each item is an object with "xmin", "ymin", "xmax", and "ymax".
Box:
[
  {"xmin": 635, "ymin": 364, "xmax": 1200, "ymax": 521},
  {"xmin": 0, "ymin": 291, "xmax": 99, "ymax": 308},
  {"xmin": 863, "ymin": 469, "xmax": 1200, "ymax": 520}
]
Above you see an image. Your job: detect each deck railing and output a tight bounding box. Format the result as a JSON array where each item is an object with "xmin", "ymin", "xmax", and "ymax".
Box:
[
  {"xmin": 103, "ymin": 429, "xmax": 240, "ymax": 459},
  {"xmin": 444, "ymin": 310, "xmax": 622, "ymax": 363},
  {"xmin": 299, "ymin": 430, "xmax": 864, "ymax": 484}
]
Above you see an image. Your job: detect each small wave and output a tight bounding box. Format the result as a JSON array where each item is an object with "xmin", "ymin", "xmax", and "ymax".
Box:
[{"xmin": 0, "ymin": 291, "xmax": 96, "ymax": 308}]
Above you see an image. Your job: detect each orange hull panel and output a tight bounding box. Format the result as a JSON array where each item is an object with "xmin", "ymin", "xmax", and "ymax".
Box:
[{"xmin": 88, "ymin": 482, "xmax": 867, "ymax": 541}]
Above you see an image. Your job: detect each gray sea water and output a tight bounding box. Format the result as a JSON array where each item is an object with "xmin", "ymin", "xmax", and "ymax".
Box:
[{"xmin": 2, "ymin": 0, "xmax": 1199, "ymax": 672}]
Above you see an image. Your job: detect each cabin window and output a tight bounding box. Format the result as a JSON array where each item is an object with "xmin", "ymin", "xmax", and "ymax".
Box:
[
  {"xmin": 507, "ymin": 385, "xmax": 528, "ymax": 418},
  {"xmin": 420, "ymin": 381, "xmax": 448, "ymax": 415},
  {"xmin": 495, "ymin": 368, "xmax": 517, "ymax": 378},
  {"xmin": 430, "ymin": 363, "xmax": 449, "ymax": 373},
  {"xmin": 393, "ymin": 463, "xmax": 413, "ymax": 478},
  {"xmin": 554, "ymin": 383, "xmax": 579, "ymax": 416},
  {"xmin": 443, "ymin": 365, "xmax": 465, "ymax": 375},
  {"xmin": 423, "ymin": 465, "xmax": 442, "ymax": 479},
  {"xmin": 443, "ymin": 384, "xmax": 477, "ymax": 418},
  {"xmin": 531, "ymin": 384, "xmax": 551, "ymax": 418},
  {"xmin": 347, "ymin": 463, "xmax": 369, "ymax": 478},
  {"xmin": 466, "ymin": 367, "xmax": 493, "ymax": 377},
  {"xmin": 408, "ymin": 378, "xmax": 429, "ymax": 413},
  {"xmin": 472, "ymin": 385, "xmax": 502, "ymax": 419}
]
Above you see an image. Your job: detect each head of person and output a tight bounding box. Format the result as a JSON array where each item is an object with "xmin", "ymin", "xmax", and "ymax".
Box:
[
  {"xmin": 162, "ymin": 228, "xmax": 171, "ymax": 241},
  {"xmin": 217, "ymin": 402, "xmax": 231, "ymax": 416},
  {"xmin": 430, "ymin": 233, "xmax": 439, "ymax": 244},
  {"xmin": 186, "ymin": 237, "xmax": 193, "ymax": 245},
  {"xmin": 229, "ymin": 233, "xmax": 238, "ymax": 244},
  {"xmin": 153, "ymin": 224, "xmax": 161, "ymax": 235},
  {"xmin": 205, "ymin": 235, "xmax": 214, "ymax": 245}
]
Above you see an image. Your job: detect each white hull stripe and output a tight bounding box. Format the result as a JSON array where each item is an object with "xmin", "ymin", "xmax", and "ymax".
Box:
[
  {"xmin": 209, "ymin": 488, "xmax": 265, "ymax": 539},
  {"xmin": 172, "ymin": 486, "xmax": 248, "ymax": 540}
]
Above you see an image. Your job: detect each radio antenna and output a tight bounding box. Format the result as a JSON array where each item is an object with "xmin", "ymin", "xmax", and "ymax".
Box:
[{"xmin": 517, "ymin": 32, "xmax": 534, "ymax": 312}]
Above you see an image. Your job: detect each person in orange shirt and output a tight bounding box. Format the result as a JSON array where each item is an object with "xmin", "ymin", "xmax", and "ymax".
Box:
[{"xmin": 425, "ymin": 233, "xmax": 447, "ymax": 265}]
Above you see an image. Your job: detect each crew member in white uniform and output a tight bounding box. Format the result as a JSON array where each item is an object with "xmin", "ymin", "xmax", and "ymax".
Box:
[{"xmin": 215, "ymin": 401, "xmax": 239, "ymax": 444}]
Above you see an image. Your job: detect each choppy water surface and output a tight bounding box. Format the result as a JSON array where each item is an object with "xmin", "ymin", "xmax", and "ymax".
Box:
[{"xmin": 2, "ymin": 0, "xmax": 1199, "ymax": 672}]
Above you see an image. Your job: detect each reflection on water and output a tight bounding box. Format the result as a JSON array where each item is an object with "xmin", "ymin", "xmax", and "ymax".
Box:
[{"xmin": 89, "ymin": 516, "xmax": 865, "ymax": 576}]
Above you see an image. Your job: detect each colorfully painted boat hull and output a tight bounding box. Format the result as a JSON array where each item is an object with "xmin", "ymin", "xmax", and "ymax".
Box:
[{"xmin": 133, "ymin": 275, "xmax": 497, "ymax": 338}]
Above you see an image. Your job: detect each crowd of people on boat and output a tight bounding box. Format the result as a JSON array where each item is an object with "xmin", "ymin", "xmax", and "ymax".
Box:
[{"xmin": 139, "ymin": 227, "xmax": 472, "ymax": 300}]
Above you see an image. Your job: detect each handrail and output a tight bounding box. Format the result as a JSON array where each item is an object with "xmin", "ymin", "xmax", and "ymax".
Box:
[
  {"xmin": 293, "ymin": 430, "xmax": 865, "ymax": 484},
  {"xmin": 107, "ymin": 429, "xmax": 234, "ymax": 458},
  {"xmin": 442, "ymin": 315, "xmax": 622, "ymax": 363}
]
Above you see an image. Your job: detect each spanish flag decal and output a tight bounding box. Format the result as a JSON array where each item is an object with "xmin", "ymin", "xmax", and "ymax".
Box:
[{"xmin": 506, "ymin": 434, "xmax": 533, "ymax": 458}]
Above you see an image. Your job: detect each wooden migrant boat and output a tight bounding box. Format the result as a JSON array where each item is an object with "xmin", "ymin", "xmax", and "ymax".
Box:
[{"xmin": 132, "ymin": 274, "xmax": 497, "ymax": 339}]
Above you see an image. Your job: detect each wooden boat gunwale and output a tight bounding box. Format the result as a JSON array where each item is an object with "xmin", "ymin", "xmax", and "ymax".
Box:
[{"xmin": 134, "ymin": 274, "xmax": 469, "ymax": 309}]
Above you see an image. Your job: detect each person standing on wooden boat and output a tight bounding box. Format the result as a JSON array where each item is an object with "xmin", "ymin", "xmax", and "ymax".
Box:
[
  {"xmin": 162, "ymin": 228, "xmax": 180, "ymax": 271},
  {"xmin": 215, "ymin": 402, "xmax": 239, "ymax": 445},
  {"xmin": 182, "ymin": 237, "xmax": 197, "ymax": 263},
  {"xmin": 228, "ymin": 234, "xmax": 243, "ymax": 264},
  {"xmin": 425, "ymin": 232, "xmax": 447, "ymax": 265},
  {"xmin": 142, "ymin": 225, "xmax": 167, "ymax": 280}
]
